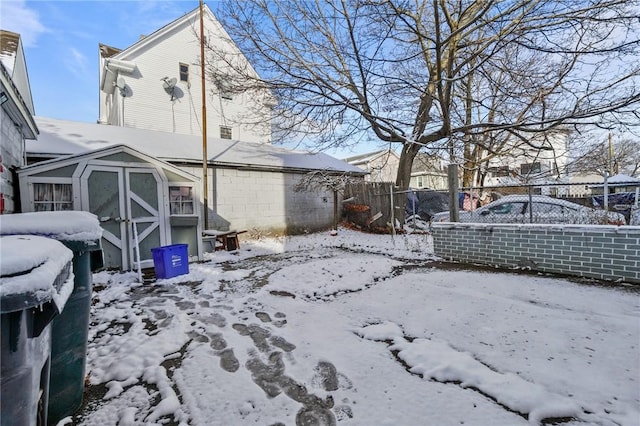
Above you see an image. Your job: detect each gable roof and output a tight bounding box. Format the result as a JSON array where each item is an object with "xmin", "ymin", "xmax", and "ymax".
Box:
[
  {"xmin": 19, "ymin": 143, "xmax": 199, "ymax": 182},
  {"xmin": 27, "ymin": 116, "xmax": 365, "ymax": 174},
  {"xmin": 0, "ymin": 30, "xmax": 37, "ymax": 138},
  {"xmin": 0, "ymin": 30, "xmax": 20, "ymax": 74},
  {"xmin": 411, "ymin": 152, "xmax": 446, "ymax": 174},
  {"xmin": 105, "ymin": 5, "xmax": 209, "ymax": 60}
]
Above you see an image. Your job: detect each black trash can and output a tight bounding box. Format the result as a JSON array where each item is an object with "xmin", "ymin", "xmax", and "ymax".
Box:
[
  {"xmin": 0, "ymin": 211, "xmax": 103, "ymax": 425},
  {"xmin": 1, "ymin": 235, "xmax": 74, "ymax": 426}
]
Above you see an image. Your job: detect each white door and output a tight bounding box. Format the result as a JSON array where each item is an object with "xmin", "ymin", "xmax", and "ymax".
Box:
[{"xmin": 81, "ymin": 165, "xmax": 166, "ymax": 270}]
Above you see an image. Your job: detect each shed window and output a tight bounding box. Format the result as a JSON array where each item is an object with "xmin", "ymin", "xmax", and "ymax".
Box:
[
  {"xmin": 179, "ymin": 63, "xmax": 189, "ymax": 82},
  {"xmin": 169, "ymin": 186, "xmax": 194, "ymax": 215},
  {"xmin": 33, "ymin": 183, "xmax": 73, "ymax": 211},
  {"xmin": 220, "ymin": 126, "xmax": 232, "ymax": 140}
]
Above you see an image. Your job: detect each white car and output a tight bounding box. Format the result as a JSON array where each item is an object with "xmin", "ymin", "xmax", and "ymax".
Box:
[
  {"xmin": 431, "ymin": 194, "xmax": 626, "ymax": 225},
  {"xmin": 630, "ymin": 206, "xmax": 640, "ymax": 226}
]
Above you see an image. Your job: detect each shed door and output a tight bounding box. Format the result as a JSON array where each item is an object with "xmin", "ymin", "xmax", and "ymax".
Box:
[
  {"xmin": 125, "ymin": 168, "xmax": 164, "ymax": 270},
  {"xmin": 82, "ymin": 165, "xmax": 166, "ymax": 270}
]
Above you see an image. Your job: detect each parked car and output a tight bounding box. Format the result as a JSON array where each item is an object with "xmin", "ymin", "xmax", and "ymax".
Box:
[
  {"xmin": 431, "ymin": 194, "xmax": 626, "ymax": 225},
  {"xmin": 592, "ymin": 191, "xmax": 638, "ymax": 224},
  {"xmin": 405, "ymin": 189, "xmax": 449, "ymax": 221},
  {"xmin": 630, "ymin": 206, "xmax": 640, "ymax": 226}
]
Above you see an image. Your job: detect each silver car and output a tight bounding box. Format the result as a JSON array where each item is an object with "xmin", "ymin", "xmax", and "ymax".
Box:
[
  {"xmin": 630, "ymin": 206, "xmax": 640, "ymax": 226},
  {"xmin": 431, "ymin": 194, "xmax": 626, "ymax": 225}
]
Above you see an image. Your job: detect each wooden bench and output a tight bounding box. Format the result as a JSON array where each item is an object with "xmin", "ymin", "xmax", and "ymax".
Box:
[{"xmin": 202, "ymin": 229, "xmax": 247, "ymax": 251}]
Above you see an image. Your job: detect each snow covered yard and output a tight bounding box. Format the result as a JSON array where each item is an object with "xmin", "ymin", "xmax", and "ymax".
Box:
[{"xmin": 71, "ymin": 229, "xmax": 639, "ymax": 426}]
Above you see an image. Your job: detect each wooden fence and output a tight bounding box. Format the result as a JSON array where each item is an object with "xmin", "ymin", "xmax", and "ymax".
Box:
[{"xmin": 342, "ymin": 182, "xmax": 403, "ymax": 232}]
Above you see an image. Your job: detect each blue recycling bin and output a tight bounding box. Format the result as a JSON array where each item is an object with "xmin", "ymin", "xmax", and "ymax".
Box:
[{"xmin": 151, "ymin": 244, "xmax": 189, "ymax": 279}]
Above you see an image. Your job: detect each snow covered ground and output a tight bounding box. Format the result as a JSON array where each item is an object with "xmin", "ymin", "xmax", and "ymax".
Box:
[{"xmin": 69, "ymin": 229, "xmax": 639, "ymax": 426}]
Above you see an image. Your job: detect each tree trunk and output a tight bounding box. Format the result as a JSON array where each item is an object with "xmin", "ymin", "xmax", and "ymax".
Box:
[{"xmin": 394, "ymin": 143, "xmax": 422, "ymax": 227}]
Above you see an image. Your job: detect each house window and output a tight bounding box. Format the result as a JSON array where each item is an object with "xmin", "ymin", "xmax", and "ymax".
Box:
[
  {"xmin": 417, "ymin": 176, "xmax": 424, "ymax": 188},
  {"xmin": 521, "ymin": 162, "xmax": 541, "ymax": 175},
  {"xmin": 179, "ymin": 63, "xmax": 189, "ymax": 82},
  {"xmin": 489, "ymin": 166, "xmax": 511, "ymax": 177},
  {"xmin": 169, "ymin": 186, "xmax": 194, "ymax": 215},
  {"xmin": 220, "ymin": 126, "xmax": 232, "ymax": 139},
  {"xmin": 219, "ymin": 81, "xmax": 232, "ymax": 100},
  {"xmin": 33, "ymin": 183, "xmax": 73, "ymax": 211}
]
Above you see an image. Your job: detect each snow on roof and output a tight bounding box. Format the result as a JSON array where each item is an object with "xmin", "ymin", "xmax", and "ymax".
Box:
[
  {"xmin": 0, "ymin": 211, "xmax": 103, "ymax": 242},
  {"xmin": 0, "ymin": 235, "xmax": 74, "ymax": 312},
  {"xmin": 28, "ymin": 117, "xmax": 365, "ymax": 174},
  {"xmin": 589, "ymin": 173, "xmax": 640, "ymax": 188},
  {"xmin": 608, "ymin": 174, "xmax": 640, "ymax": 184}
]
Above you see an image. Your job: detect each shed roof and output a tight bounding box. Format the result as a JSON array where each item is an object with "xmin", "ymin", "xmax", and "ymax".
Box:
[{"xmin": 28, "ymin": 116, "xmax": 365, "ymax": 174}]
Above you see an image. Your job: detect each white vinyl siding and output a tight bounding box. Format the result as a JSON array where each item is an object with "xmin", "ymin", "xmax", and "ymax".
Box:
[{"xmin": 98, "ymin": 11, "xmax": 271, "ymax": 143}]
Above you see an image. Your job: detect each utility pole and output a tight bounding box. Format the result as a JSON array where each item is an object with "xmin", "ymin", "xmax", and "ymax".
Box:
[
  {"xmin": 200, "ymin": 0, "xmax": 209, "ymax": 229},
  {"xmin": 608, "ymin": 133, "xmax": 614, "ymax": 175}
]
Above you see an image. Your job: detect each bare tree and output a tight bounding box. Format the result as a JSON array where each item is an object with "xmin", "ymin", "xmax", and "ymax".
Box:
[
  {"xmin": 568, "ymin": 137, "xmax": 640, "ymax": 177},
  {"xmin": 206, "ymin": 0, "xmax": 640, "ymax": 197}
]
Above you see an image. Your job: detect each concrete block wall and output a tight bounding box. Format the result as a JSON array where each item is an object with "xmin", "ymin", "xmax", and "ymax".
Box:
[
  {"xmin": 431, "ymin": 223, "xmax": 640, "ymax": 284},
  {"xmin": 213, "ymin": 168, "xmax": 335, "ymax": 234}
]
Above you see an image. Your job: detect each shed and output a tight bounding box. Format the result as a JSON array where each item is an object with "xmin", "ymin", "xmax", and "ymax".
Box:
[
  {"xmin": 25, "ymin": 117, "xmax": 366, "ymax": 239},
  {"xmin": 18, "ymin": 144, "xmax": 201, "ymax": 270}
]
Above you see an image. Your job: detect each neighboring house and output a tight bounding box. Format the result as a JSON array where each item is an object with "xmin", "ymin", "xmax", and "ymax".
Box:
[
  {"xmin": 23, "ymin": 116, "xmax": 365, "ymax": 269},
  {"xmin": 410, "ymin": 153, "xmax": 447, "ymax": 190},
  {"xmin": 344, "ymin": 149, "xmax": 399, "ymax": 182},
  {"xmin": 589, "ymin": 173, "xmax": 640, "ymax": 195},
  {"xmin": 98, "ymin": 4, "xmax": 271, "ymax": 143},
  {"xmin": 484, "ymin": 129, "xmax": 571, "ymax": 187},
  {"xmin": 0, "ymin": 30, "xmax": 38, "ymax": 214}
]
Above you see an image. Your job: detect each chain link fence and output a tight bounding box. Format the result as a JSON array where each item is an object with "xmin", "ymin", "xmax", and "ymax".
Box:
[
  {"xmin": 428, "ymin": 181, "xmax": 639, "ymax": 226},
  {"xmin": 340, "ymin": 180, "xmax": 639, "ymax": 233}
]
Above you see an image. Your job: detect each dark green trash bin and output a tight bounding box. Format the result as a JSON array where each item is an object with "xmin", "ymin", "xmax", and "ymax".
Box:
[
  {"xmin": 0, "ymin": 212, "xmax": 103, "ymax": 425},
  {"xmin": 1, "ymin": 235, "xmax": 74, "ymax": 426},
  {"xmin": 47, "ymin": 238, "xmax": 102, "ymax": 425}
]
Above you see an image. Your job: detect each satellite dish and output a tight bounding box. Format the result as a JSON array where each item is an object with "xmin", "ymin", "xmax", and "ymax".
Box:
[
  {"xmin": 115, "ymin": 77, "xmax": 128, "ymax": 97},
  {"xmin": 161, "ymin": 77, "xmax": 178, "ymax": 100},
  {"xmin": 162, "ymin": 77, "xmax": 177, "ymax": 90}
]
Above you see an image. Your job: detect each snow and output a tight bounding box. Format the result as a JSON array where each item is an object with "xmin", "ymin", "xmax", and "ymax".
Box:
[
  {"xmin": 0, "ymin": 211, "xmax": 103, "ymax": 242},
  {"xmin": 0, "ymin": 235, "xmax": 74, "ymax": 311},
  {"xmin": 27, "ymin": 116, "xmax": 365, "ymax": 174},
  {"xmin": 74, "ymin": 228, "xmax": 638, "ymax": 426}
]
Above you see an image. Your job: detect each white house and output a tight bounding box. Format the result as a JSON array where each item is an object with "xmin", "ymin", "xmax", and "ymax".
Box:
[
  {"xmin": 98, "ymin": 4, "xmax": 271, "ymax": 143},
  {"xmin": 344, "ymin": 149, "xmax": 400, "ymax": 182},
  {"xmin": 484, "ymin": 129, "xmax": 571, "ymax": 188},
  {"xmin": 0, "ymin": 30, "xmax": 38, "ymax": 214},
  {"xmin": 410, "ymin": 153, "xmax": 447, "ymax": 190}
]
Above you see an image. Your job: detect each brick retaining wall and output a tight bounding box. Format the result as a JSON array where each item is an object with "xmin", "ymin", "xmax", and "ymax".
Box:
[{"xmin": 431, "ymin": 223, "xmax": 640, "ymax": 284}]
